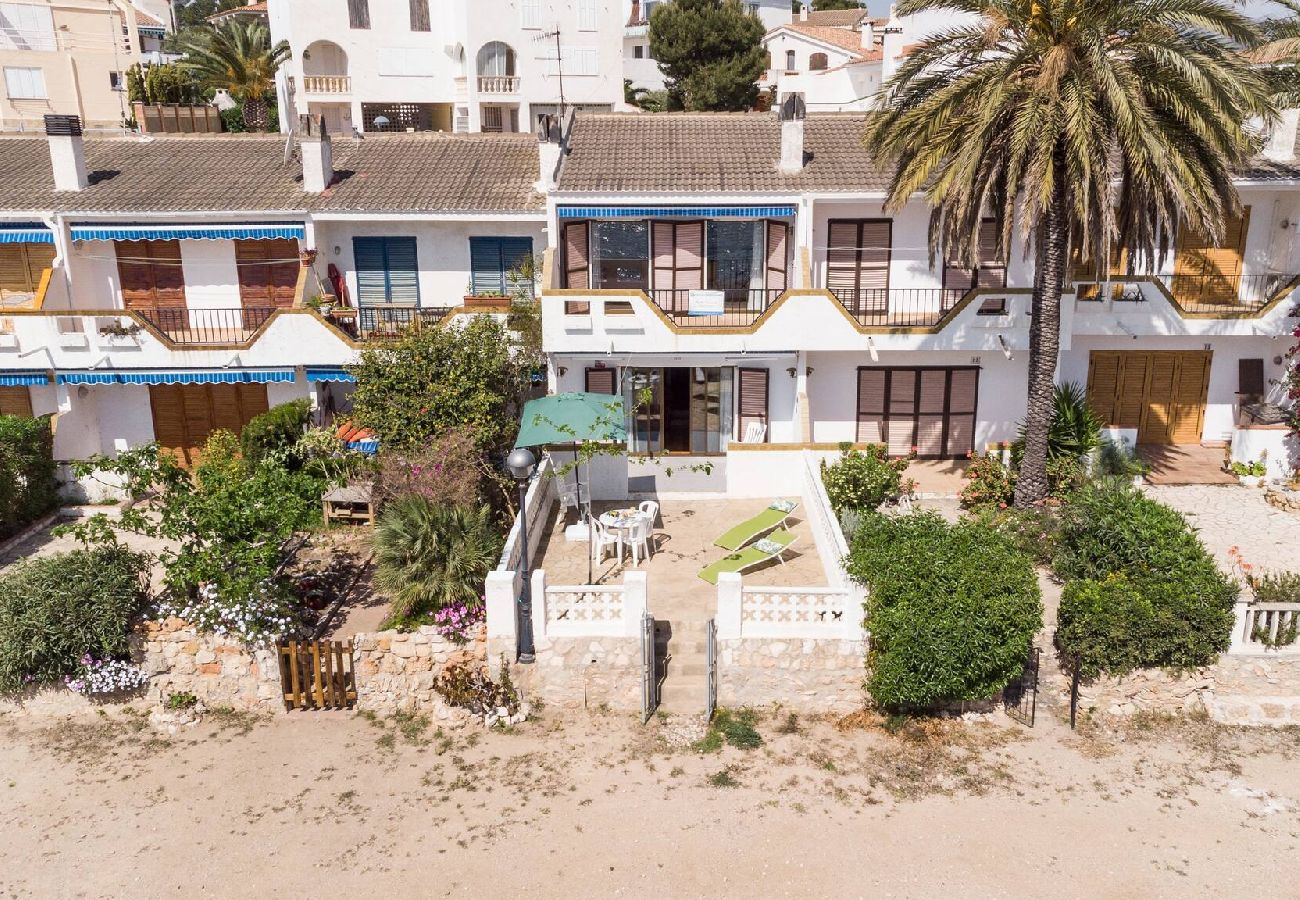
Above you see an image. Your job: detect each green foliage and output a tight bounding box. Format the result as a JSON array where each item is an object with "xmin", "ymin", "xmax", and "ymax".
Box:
[
  {"xmin": 624, "ymin": 80, "xmax": 669, "ymax": 112},
  {"xmin": 1247, "ymin": 568, "xmax": 1300, "ymax": 604},
  {"xmin": 648, "ymin": 0, "xmax": 767, "ymax": 111},
  {"xmin": 1038, "ymin": 382, "xmax": 1103, "ymax": 461},
  {"xmin": 1096, "ymin": 438, "xmax": 1148, "ymax": 478},
  {"xmin": 174, "ymin": 0, "xmax": 245, "ymax": 28},
  {"xmin": 179, "ymin": 19, "xmax": 290, "ymax": 130},
  {"xmin": 240, "ymin": 399, "xmax": 310, "ymax": 468},
  {"xmin": 0, "ymin": 414, "xmax": 58, "ymax": 541},
  {"xmin": 847, "ymin": 512, "xmax": 1042, "ymax": 709},
  {"xmin": 126, "ymin": 62, "xmax": 207, "ymax": 105},
  {"xmin": 958, "ymin": 453, "xmax": 1015, "ymax": 509},
  {"xmin": 372, "ymin": 430, "xmax": 484, "ymax": 511},
  {"xmin": 1053, "ymin": 481, "xmax": 1237, "ymax": 677},
  {"xmin": 433, "ymin": 659, "xmax": 521, "ymax": 717},
  {"xmin": 348, "ymin": 315, "xmax": 530, "ymax": 458},
  {"xmin": 0, "ymin": 547, "xmax": 149, "ymax": 692},
  {"xmin": 373, "ymin": 497, "xmax": 501, "ymax": 627},
  {"xmin": 967, "ymin": 505, "xmax": 1061, "ymax": 566},
  {"xmin": 1045, "ymin": 454, "xmax": 1087, "ymax": 501},
  {"xmin": 820, "ymin": 443, "xmax": 912, "ymax": 513}
]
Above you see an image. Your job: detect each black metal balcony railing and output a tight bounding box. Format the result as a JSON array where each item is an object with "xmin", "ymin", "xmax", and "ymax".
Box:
[
  {"xmin": 356, "ymin": 305, "xmax": 452, "ymax": 339},
  {"xmin": 1159, "ymin": 273, "xmax": 1298, "ymax": 314},
  {"xmin": 829, "ymin": 288, "xmax": 969, "ymax": 328},
  {"xmin": 135, "ymin": 306, "xmax": 277, "ymax": 345},
  {"xmin": 648, "ymin": 288, "xmax": 785, "ymax": 327}
]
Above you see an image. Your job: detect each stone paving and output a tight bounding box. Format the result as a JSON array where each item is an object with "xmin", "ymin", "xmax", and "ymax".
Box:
[{"xmin": 1143, "ymin": 483, "xmax": 1300, "ymax": 574}]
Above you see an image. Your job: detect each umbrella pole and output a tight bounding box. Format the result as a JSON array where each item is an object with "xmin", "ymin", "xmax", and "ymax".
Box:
[{"xmin": 579, "ymin": 443, "xmax": 594, "ymax": 583}]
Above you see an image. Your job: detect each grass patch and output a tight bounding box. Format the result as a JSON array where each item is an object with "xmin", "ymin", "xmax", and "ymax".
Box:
[{"xmin": 707, "ymin": 765, "xmax": 742, "ymax": 788}]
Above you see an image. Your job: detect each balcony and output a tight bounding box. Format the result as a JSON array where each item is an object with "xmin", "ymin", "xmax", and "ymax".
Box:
[
  {"xmin": 828, "ymin": 288, "xmax": 975, "ymax": 328},
  {"xmin": 353, "ymin": 306, "xmax": 453, "ymax": 340},
  {"xmin": 477, "ymin": 75, "xmax": 520, "ymax": 94},
  {"xmin": 645, "ymin": 288, "xmax": 784, "ymax": 327},
  {"xmin": 1071, "ymin": 273, "xmax": 1300, "ymax": 316},
  {"xmin": 302, "ymin": 75, "xmax": 351, "ymax": 95},
  {"xmin": 135, "ymin": 307, "xmax": 278, "ymax": 345}
]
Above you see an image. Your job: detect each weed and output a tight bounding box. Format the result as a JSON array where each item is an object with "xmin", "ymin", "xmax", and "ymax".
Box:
[
  {"xmin": 707, "ymin": 766, "xmax": 742, "ymax": 788},
  {"xmin": 393, "ymin": 709, "xmax": 430, "ymax": 745},
  {"xmin": 714, "ymin": 708, "xmax": 763, "ymax": 749},
  {"xmin": 206, "ymin": 705, "xmax": 263, "ymax": 736},
  {"xmin": 165, "ymin": 691, "xmax": 199, "ymax": 711},
  {"xmin": 776, "ymin": 712, "xmax": 801, "ymax": 735},
  {"xmin": 376, "ymin": 731, "xmax": 397, "ymax": 751}
]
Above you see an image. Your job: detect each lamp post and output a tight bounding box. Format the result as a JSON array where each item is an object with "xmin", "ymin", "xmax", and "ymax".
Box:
[{"xmin": 505, "ymin": 447, "xmax": 538, "ymax": 663}]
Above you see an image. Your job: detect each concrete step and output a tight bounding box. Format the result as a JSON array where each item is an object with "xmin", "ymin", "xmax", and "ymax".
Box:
[
  {"xmin": 664, "ymin": 642, "xmax": 709, "ymax": 656},
  {"xmin": 673, "ymin": 662, "xmax": 709, "ymax": 677}
]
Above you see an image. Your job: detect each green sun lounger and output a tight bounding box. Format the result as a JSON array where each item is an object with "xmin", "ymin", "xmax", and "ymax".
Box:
[
  {"xmin": 699, "ymin": 530, "xmax": 798, "ymax": 585},
  {"xmin": 714, "ymin": 499, "xmax": 798, "ymax": 551}
]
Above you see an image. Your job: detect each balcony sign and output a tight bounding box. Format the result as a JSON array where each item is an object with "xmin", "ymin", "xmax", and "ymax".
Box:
[
  {"xmin": 55, "ymin": 369, "xmax": 296, "ymax": 386},
  {"xmin": 70, "ymin": 223, "xmax": 307, "ymax": 242}
]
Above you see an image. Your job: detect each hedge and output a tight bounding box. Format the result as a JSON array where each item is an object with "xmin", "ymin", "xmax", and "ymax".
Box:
[
  {"xmin": 846, "ymin": 512, "xmax": 1043, "ymax": 709},
  {"xmin": 240, "ymin": 399, "xmax": 310, "ymax": 468},
  {"xmin": 0, "ymin": 414, "xmax": 59, "ymax": 541}
]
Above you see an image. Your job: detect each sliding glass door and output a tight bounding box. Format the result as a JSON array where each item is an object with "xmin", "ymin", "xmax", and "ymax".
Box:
[{"xmin": 623, "ymin": 366, "xmax": 733, "ymax": 453}]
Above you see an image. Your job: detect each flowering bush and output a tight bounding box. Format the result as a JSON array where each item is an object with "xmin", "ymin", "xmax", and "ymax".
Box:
[
  {"xmin": 820, "ymin": 443, "xmax": 914, "ymax": 514},
  {"xmin": 166, "ymin": 580, "xmax": 297, "ymax": 644},
  {"xmin": 959, "ymin": 454, "xmax": 1016, "ymax": 509},
  {"xmin": 434, "ymin": 601, "xmax": 485, "ymax": 644},
  {"xmin": 372, "ymin": 430, "xmax": 485, "ymax": 510},
  {"xmin": 65, "ymin": 655, "xmax": 148, "ymax": 696}
]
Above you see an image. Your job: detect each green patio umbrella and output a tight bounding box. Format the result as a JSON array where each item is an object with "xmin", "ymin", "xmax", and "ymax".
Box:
[{"xmin": 514, "ymin": 391, "xmax": 627, "ymax": 582}]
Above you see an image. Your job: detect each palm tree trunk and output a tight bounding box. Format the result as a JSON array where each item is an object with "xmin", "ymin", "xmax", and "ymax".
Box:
[
  {"xmin": 241, "ymin": 97, "xmax": 268, "ymax": 131},
  {"xmin": 1014, "ymin": 151, "xmax": 1068, "ymax": 508}
]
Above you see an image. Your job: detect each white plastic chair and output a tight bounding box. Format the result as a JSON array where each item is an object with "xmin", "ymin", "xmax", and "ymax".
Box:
[
  {"xmin": 627, "ymin": 516, "xmax": 651, "ymax": 566},
  {"xmin": 589, "ymin": 514, "xmax": 621, "ymax": 564},
  {"xmin": 741, "ymin": 421, "xmax": 767, "ymax": 444},
  {"xmin": 637, "ymin": 500, "xmax": 659, "ymax": 527}
]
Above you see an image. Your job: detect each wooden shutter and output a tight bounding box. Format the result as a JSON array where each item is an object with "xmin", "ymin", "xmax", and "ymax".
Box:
[
  {"xmin": 563, "ymin": 222, "xmax": 590, "ymax": 290},
  {"xmin": 826, "ymin": 220, "xmax": 890, "ymax": 310},
  {"xmin": 975, "ymin": 220, "xmax": 1006, "ymax": 288},
  {"xmin": 856, "ymin": 368, "xmax": 886, "ymax": 443},
  {"xmin": 737, "ymin": 367, "xmax": 769, "ymax": 439},
  {"xmin": 116, "ymin": 239, "xmax": 185, "ymax": 310},
  {"xmin": 652, "ymin": 222, "xmax": 675, "ymax": 291},
  {"xmin": 0, "ymin": 243, "xmax": 54, "ymax": 293},
  {"xmin": 149, "ymin": 385, "xmax": 191, "ymax": 465},
  {"xmin": 235, "ymin": 239, "xmax": 298, "ymax": 309},
  {"xmin": 1170, "ymin": 353, "xmax": 1210, "ymax": 444},
  {"xmin": 384, "ymin": 237, "xmax": 419, "ymax": 305},
  {"xmin": 945, "ymin": 369, "xmax": 978, "ymax": 457},
  {"xmin": 0, "ymin": 386, "xmax": 33, "ymax": 417},
  {"xmin": 348, "ymin": 0, "xmax": 370, "ymax": 28},
  {"xmin": 915, "ymin": 369, "xmax": 946, "ymax": 457},
  {"xmin": 1086, "ymin": 351, "xmax": 1121, "ymax": 426},
  {"xmin": 409, "ymin": 0, "xmax": 430, "ymax": 30},
  {"xmin": 674, "ymin": 222, "xmax": 703, "ymax": 291},
  {"xmin": 353, "ymin": 237, "xmax": 388, "ymax": 304},
  {"xmin": 585, "ymin": 367, "xmax": 616, "ymax": 394},
  {"xmin": 766, "ymin": 220, "xmax": 788, "ymax": 293},
  {"xmin": 1116, "ymin": 354, "xmax": 1150, "ymax": 429},
  {"xmin": 1173, "ymin": 208, "xmax": 1249, "ymax": 305},
  {"xmin": 150, "ymin": 383, "xmax": 269, "ymax": 468},
  {"xmin": 1142, "ymin": 353, "xmax": 1178, "ymax": 443},
  {"xmin": 886, "ymin": 369, "xmax": 917, "ymax": 456},
  {"xmin": 1239, "ymin": 358, "xmax": 1265, "ymax": 396}
]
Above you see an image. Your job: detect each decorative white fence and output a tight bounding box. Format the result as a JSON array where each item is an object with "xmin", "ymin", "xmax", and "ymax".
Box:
[
  {"xmin": 497, "ymin": 455, "xmax": 556, "ymax": 573},
  {"xmin": 800, "ymin": 449, "xmax": 852, "ymax": 588},
  {"xmin": 533, "ymin": 570, "xmax": 647, "ymax": 638},
  {"xmin": 716, "ymin": 574, "xmax": 863, "ymax": 641},
  {"xmin": 1232, "ymin": 601, "xmax": 1300, "ymax": 655}
]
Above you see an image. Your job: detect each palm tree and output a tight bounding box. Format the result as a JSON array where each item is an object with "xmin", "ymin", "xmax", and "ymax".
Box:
[
  {"xmin": 1252, "ymin": 0, "xmax": 1300, "ymax": 105},
  {"xmin": 180, "ymin": 20, "xmax": 290, "ymax": 131},
  {"xmin": 373, "ymin": 497, "xmax": 502, "ymax": 621},
  {"xmin": 863, "ymin": 0, "xmax": 1271, "ymax": 506}
]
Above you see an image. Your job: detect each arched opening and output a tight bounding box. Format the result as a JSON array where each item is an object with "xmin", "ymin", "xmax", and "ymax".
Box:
[
  {"xmin": 476, "ymin": 41, "xmax": 517, "ymax": 77},
  {"xmin": 302, "ymin": 40, "xmax": 349, "ymax": 77},
  {"xmin": 809, "ymin": 52, "xmax": 827, "ymax": 71},
  {"xmin": 785, "ymin": 49, "xmax": 796, "ymax": 71}
]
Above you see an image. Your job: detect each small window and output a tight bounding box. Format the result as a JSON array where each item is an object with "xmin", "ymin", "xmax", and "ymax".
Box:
[
  {"xmin": 634, "ymin": 45, "xmax": 644, "ymax": 59},
  {"xmin": 809, "ymin": 52, "xmax": 827, "ymax": 71},
  {"xmin": 347, "ymin": 0, "xmax": 370, "ymax": 29},
  {"xmin": 785, "ymin": 50, "xmax": 796, "ymax": 72},
  {"xmin": 605, "ymin": 300, "xmax": 635, "ymax": 316},
  {"xmin": 577, "ymin": 0, "xmax": 597, "ymax": 31},
  {"xmin": 747, "ymin": 1, "xmax": 760, "ymax": 14},
  {"xmin": 519, "ymin": 0, "xmax": 541, "ymax": 28},
  {"xmin": 469, "ymin": 236, "xmax": 534, "ymax": 297},
  {"xmin": 3, "ymin": 66, "xmax": 47, "ymax": 99},
  {"xmin": 976, "ymin": 297, "xmax": 1007, "ymax": 316}
]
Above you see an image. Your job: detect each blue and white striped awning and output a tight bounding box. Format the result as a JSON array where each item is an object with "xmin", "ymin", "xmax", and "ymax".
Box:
[
  {"xmin": 557, "ymin": 206, "xmax": 797, "ymax": 219},
  {"xmin": 71, "ymin": 223, "xmax": 306, "ymax": 242},
  {"xmin": 0, "ymin": 371, "xmax": 49, "ymax": 386},
  {"xmin": 346, "ymin": 438, "xmax": 379, "ymax": 454},
  {"xmin": 0, "ymin": 223, "xmax": 54, "ymax": 244},
  {"xmin": 305, "ymin": 367, "xmax": 356, "ymax": 383},
  {"xmin": 56, "ymin": 369, "xmax": 296, "ymax": 386}
]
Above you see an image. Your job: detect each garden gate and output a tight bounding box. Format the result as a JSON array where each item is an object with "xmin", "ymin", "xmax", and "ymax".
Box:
[
  {"xmin": 1002, "ymin": 646, "xmax": 1040, "ymax": 727},
  {"xmin": 640, "ymin": 610, "xmax": 657, "ymax": 723},
  {"xmin": 278, "ymin": 639, "xmax": 357, "ymax": 711},
  {"xmin": 704, "ymin": 618, "xmax": 717, "ymax": 721}
]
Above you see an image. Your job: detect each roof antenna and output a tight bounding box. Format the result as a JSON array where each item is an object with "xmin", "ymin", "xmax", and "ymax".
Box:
[{"xmin": 535, "ymin": 27, "xmax": 567, "ymax": 124}]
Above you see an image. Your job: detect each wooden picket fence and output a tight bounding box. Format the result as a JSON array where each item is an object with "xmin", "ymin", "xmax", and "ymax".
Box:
[{"xmin": 277, "ymin": 639, "xmax": 356, "ymax": 711}]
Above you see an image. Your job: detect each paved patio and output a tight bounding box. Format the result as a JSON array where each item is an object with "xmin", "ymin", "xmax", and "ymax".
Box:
[
  {"xmin": 530, "ymin": 497, "xmax": 828, "ymax": 611},
  {"xmin": 1144, "ymin": 483, "xmax": 1300, "ymax": 574},
  {"xmin": 1139, "ymin": 444, "xmax": 1237, "ymax": 485}
]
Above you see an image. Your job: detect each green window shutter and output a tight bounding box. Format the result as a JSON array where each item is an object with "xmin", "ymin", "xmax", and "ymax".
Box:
[
  {"xmin": 470, "ymin": 237, "xmax": 504, "ymax": 295},
  {"xmin": 353, "ymin": 237, "xmax": 389, "ymax": 305},
  {"xmin": 384, "ymin": 237, "xmax": 420, "ymax": 305}
]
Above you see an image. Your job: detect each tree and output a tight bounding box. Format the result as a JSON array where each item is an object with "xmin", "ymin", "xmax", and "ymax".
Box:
[
  {"xmin": 649, "ymin": 0, "xmax": 767, "ymax": 111},
  {"xmin": 174, "ymin": 0, "xmax": 245, "ymax": 29},
  {"xmin": 863, "ymin": 0, "xmax": 1271, "ymax": 507},
  {"xmin": 179, "ymin": 19, "xmax": 290, "ymax": 130},
  {"xmin": 1252, "ymin": 0, "xmax": 1300, "ymax": 105},
  {"xmin": 792, "ymin": 0, "xmax": 863, "ymax": 12}
]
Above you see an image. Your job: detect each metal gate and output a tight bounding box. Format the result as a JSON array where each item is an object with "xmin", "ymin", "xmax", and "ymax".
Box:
[
  {"xmin": 704, "ymin": 618, "xmax": 717, "ymax": 721},
  {"xmin": 1002, "ymin": 646, "xmax": 1040, "ymax": 727},
  {"xmin": 640, "ymin": 610, "xmax": 657, "ymax": 723}
]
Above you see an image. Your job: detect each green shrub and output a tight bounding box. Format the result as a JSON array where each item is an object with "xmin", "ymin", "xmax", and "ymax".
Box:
[
  {"xmin": 958, "ymin": 454, "xmax": 1015, "ymax": 509},
  {"xmin": 0, "ymin": 414, "xmax": 59, "ymax": 540},
  {"xmin": 847, "ymin": 512, "xmax": 1043, "ymax": 709},
  {"xmin": 1096, "ymin": 438, "xmax": 1148, "ymax": 478},
  {"xmin": 240, "ymin": 399, "xmax": 310, "ymax": 468},
  {"xmin": 1247, "ymin": 569, "xmax": 1300, "ymax": 604},
  {"xmin": 374, "ymin": 497, "xmax": 502, "ymax": 627},
  {"xmin": 967, "ymin": 505, "xmax": 1061, "ymax": 566},
  {"xmin": 1015, "ymin": 381, "xmax": 1103, "ymax": 462},
  {"xmin": 0, "ymin": 547, "xmax": 149, "ymax": 692},
  {"xmin": 1053, "ymin": 481, "xmax": 1237, "ymax": 677},
  {"xmin": 820, "ymin": 443, "xmax": 912, "ymax": 513}
]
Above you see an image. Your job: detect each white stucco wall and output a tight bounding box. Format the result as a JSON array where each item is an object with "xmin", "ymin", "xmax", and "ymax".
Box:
[{"xmin": 179, "ymin": 240, "xmax": 241, "ymax": 312}]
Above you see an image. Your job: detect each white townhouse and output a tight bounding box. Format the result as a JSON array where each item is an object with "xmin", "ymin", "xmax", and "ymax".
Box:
[
  {"xmin": 268, "ymin": 0, "xmax": 627, "ymax": 136},
  {"xmin": 538, "ymin": 105, "xmax": 1300, "ymax": 491},
  {"xmin": 0, "ymin": 114, "xmax": 547, "ymax": 480}
]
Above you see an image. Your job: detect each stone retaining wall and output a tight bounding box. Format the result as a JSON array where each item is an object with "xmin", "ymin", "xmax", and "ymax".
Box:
[
  {"xmin": 1051, "ymin": 655, "xmax": 1300, "ymax": 727},
  {"xmin": 495, "ymin": 635, "xmax": 643, "ymax": 711},
  {"xmin": 353, "ymin": 627, "xmax": 484, "ymax": 716},
  {"xmin": 718, "ymin": 637, "xmax": 866, "ymax": 714}
]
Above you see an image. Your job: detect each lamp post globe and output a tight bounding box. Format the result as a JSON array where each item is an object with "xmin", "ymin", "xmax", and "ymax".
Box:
[
  {"xmin": 507, "ymin": 446, "xmax": 538, "ymax": 663},
  {"xmin": 506, "ymin": 447, "xmax": 537, "ymax": 481}
]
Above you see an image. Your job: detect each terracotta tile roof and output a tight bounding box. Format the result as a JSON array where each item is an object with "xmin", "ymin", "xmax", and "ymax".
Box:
[
  {"xmin": 0, "ymin": 132, "xmax": 543, "ymax": 215},
  {"xmin": 555, "ymin": 112, "xmax": 894, "ymax": 194},
  {"xmin": 800, "ymin": 9, "xmax": 867, "ymax": 27},
  {"xmin": 207, "ymin": 1, "xmax": 267, "ymax": 21},
  {"xmin": 780, "ymin": 23, "xmax": 879, "ymax": 60},
  {"xmin": 132, "ymin": 6, "xmax": 164, "ymax": 28}
]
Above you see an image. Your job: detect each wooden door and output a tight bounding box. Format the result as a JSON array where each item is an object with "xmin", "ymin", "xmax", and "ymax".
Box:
[
  {"xmin": 235, "ymin": 239, "xmax": 299, "ymax": 309},
  {"xmin": 855, "ymin": 367, "xmax": 980, "ymax": 459},
  {"xmin": 1172, "ymin": 209, "xmax": 1249, "ymax": 306},
  {"xmin": 1086, "ymin": 350, "xmax": 1211, "ymax": 444},
  {"xmin": 116, "ymin": 240, "xmax": 186, "ymax": 310},
  {"xmin": 0, "ymin": 386, "xmax": 33, "ymax": 417},
  {"xmin": 0, "ymin": 243, "xmax": 55, "ymax": 300},
  {"xmin": 149, "ymin": 383, "xmax": 269, "ymax": 466}
]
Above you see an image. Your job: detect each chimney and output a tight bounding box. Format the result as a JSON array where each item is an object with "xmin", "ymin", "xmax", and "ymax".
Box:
[
  {"xmin": 1263, "ymin": 108, "xmax": 1300, "ymax": 162},
  {"xmin": 881, "ymin": 25, "xmax": 905, "ymax": 81},
  {"xmin": 299, "ymin": 114, "xmax": 333, "ymax": 193},
  {"xmin": 535, "ymin": 114, "xmax": 562, "ymax": 192},
  {"xmin": 778, "ymin": 93, "xmax": 806, "ymax": 175},
  {"xmin": 799, "ymin": 2, "xmax": 808, "ymax": 21},
  {"xmin": 860, "ymin": 21, "xmax": 874, "ymax": 50},
  {"xmin": 45, "ymin": 114, "xmax": 87, "ymax": 192}
]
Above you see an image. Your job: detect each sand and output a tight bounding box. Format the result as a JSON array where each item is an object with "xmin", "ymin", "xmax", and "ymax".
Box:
[{"xmin": 0, "ymin": 700, "xmax": 1296, "ymax": 900}]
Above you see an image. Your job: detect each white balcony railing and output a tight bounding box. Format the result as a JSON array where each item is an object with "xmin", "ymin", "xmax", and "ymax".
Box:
[
  {"xmin": 301, "ymin": 75, "xmax": 351, "ymax": 94},
  {"xmin": 477, "ymin": 75, "xmax": 520, "ymax": 94}
]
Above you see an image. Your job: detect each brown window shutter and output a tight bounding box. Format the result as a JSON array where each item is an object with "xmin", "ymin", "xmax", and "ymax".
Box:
[
  {"xmin": 765, "ymin": 220, "xmax": 788, "ymax": 293},
  {"xmin": 944, "ymin": 369, "xmax": 978, "ymax": 457},
  {"xmin": 585, "ymin": 367, "xmax": 616, "ymax": 395},
  {"xmin": 236, "ymin": 239, "xmax": 298, "ymax": 309},
  {"xmin": 0, "ymin": 386, "xmax": 33, "ymax": 417},
  {"xmin": 826, "ymin": 220, "xmax": 860, "ymax": 295},
  {"xmin": 856, "ymin": 368, "xmax": 886, "ymax": 443},
  {"xmin": 737, "ymin": 367, "xmax": 769, "ymax": 439},
  {"xmin": 0, "ymin": 244, "xmax": 54, "ymax": 294},
  {"xmin": 149, "ymin": 240, "xmax": 187, "ymax": 308},
  {"xmin": 976, "ymin": 219, "xmax": 1006, "ymax": 288},
  {"xmin": 116, "ymin": 240, "xmax": 155, "ymax": 309},
  {"xmin": 674, "ymin": 222, "xmax": 703, "ymax": 291},
  {"xmin": 563, "ymin": 222, "xmax": 590, "ymax": 289},
  {"xmin": 652, "ymin": 222, "xmax": 675, "ymax": 290},
  {"xmin": 409, "ymin": 0, "xmax": 430, "ymax": 30},
  {"xmin": 1238, "ymin": 358, "xmax": 1265, "ymax": 396}
]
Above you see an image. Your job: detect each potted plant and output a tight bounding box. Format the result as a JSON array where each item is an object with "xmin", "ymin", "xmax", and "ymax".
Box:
[
  {"xmin": 1229, "ymin": 456, "xmax": 1267, "ymax": 487},
  {"xmin": 307, "ymin": 294, "xmax": 334, "ymax": 317},
  {"xmin": 299, "ymin": 248, "xmax": 318, "ymax": 268},
  {"xmin": 98, "ymin": 320, "xmax": 143, "ymax": 346}
]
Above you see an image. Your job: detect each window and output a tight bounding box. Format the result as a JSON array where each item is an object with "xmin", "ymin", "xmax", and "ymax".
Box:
[
  {"xmin": 809, "ymin": 52, "xmax": 827, "ymax": 70},
  {"xmin": 591, "ymin": 222, "xmax": 650, "ymax": 289},
  {"xmin": 633, "ymin": 45, "xmax": 644, "ymax": 59},
  {"xmin": 623, "ymin": 367, "xmax": 733, "ymax": 453},
  {"xmin": 3, "ymin": 66, "xmax": 45, "ymax": 99},
  {"xmin": 469, "ymin": 236, "xmax": 533, "ymax": 297},
  {"xmin": 409, "ymin": 0, "xmax": 430, "ymax": 31},
  {"xmin": 477, "ymin": 41, "xmax": 516, "ymax": 76},
  {"xmin": 706, "ymin": 221, "xmax": 764, "ymax": 299},
  {"xmin": 347, "ymin": 0, "xmax": 370, "ymax": 29},
  {"xmin": 109, "ymin": 71, "xmax": 126, "ymax": 92},
  {"xmin": 0, "ymin": 3, "xmax": 55, "ymax": 51},
  {"xmin": 235, "ymin": 239, "xmax": 299, "ymax": 309},
  {"xmin": 643, "ymin": 0, "xmax": 660, "ymax": 20},
  {"xmin": 520, "ymin": 0, "xmax": 541, "ymax": 29},
  {"xmin": 550, "ymin": 46, "xmax": 598, "ymax": 76},
  {"xmin": 785, "ymin": 50, "xmax": 796, "ymax": 71},
  {"xmin": 942, "ymin": 219, "xmax": 1005, "ymax": 308},
  {"xmin": 747, "ymin": 2, "xmax": 760, "ymax": 14},
  {"xmin": 857, "ymin": 367, "xmax": 979, "ymax": 458},
  {"xmin": 577, "ymin": 0, "xmax": 598, "ymax": 31},
  {"xmin": 352, "ymin": 237, "xmax": 419, "ymax": 305},
  {"xmin": 826, "ymin": 219, "xmax": 891, "ymax": 312},
  {"xmin": 0, "ymin": 241, "xmax": 55, "ymax": 296}
]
